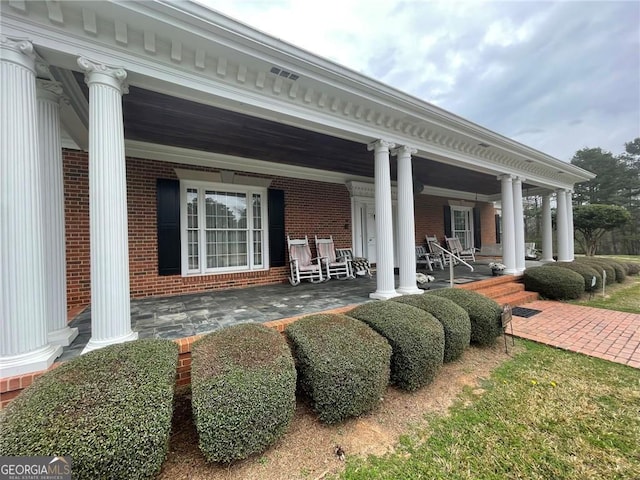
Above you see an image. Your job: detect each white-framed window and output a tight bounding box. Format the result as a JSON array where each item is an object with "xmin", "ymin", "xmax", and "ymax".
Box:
[
  {"xmin": 181, "ymin": 181, "xmax": 268, "ymax": 275},
  {"xmin": 451, "ymin": 206, "xmax": 474, "ymax": 250}
]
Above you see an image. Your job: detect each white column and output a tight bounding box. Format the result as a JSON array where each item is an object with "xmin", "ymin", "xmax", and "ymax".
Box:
[
  {"xmin": 499, "ymin": 174, "xmax": 517, "ymax": 274},
  {"xmin": 78, "ymin": 57, "xmax": 137, "ymax": 353},
  {"xmin": 1, "ymin": 37, "xmax": 62, "ymax": 377},
  {"xmin": 556, "ymin": 189, "xmax": 570, "ymax": 262},
  {"xmin": 513, "ymin": 176, "xmax": 526, "ymax": 273},
  {"xmin": 541, "ymin": 193, "xmax": 555, "ymax": 262},
  {"xmin": 393, "ymin": 145, "xmax": 422, "ymax": 295},
  {"xmin": 37, "ymin": 77, "xmax": 79, "ymax": 346},
  {"xmin": 367, "ymin": 139, "xmax": 399, "ymax": 300},
  {"xmin": 566, "ymin": 190, "xmax": 575, "ymax": 261}
]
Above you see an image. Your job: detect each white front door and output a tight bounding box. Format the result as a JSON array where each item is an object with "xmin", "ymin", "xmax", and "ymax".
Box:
[{"xmin": 451, "ymin": 206, "xmax": 474, "ymax": 249}]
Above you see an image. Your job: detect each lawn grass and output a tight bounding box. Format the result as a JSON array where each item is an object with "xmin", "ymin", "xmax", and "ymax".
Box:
[
  {"xmin": 342, "ymin": 341, "xmax": 640, "ymax": 480},
  {"xmin": 569, "ymin": 276, "xmax": 640, "ymax": 314}
]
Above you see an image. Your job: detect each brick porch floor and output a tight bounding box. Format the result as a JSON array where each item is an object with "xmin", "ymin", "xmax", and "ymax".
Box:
[{"xmin": 511, "ymin": 300, "xmax": 640, "ymax": 368}]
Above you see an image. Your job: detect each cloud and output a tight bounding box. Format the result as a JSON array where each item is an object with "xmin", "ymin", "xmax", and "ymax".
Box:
[{"xmin": 196, "ymin": 0, "xmax": 640, "ymax": 161}]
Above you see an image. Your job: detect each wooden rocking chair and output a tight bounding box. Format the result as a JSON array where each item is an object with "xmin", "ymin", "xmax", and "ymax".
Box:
[
  {"xmin": 425, "ymin": 235, "xmax": 449, "ymax": 268},
  {"xmin": 315, "ymin": 235, "xmax": 353, "ymax": 280},
  {"xmin": 445, "ymin": 236, "xmax": 477, "ymax": 262},
  {"xmin": 287, "ymin": 236, "xmax": 324, "ymax": 285}
]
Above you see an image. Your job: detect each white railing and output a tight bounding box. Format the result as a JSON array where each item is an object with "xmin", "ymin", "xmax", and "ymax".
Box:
[{"xmin": 429, "ymin": 243, "xmax": 474, "ymax": 287}]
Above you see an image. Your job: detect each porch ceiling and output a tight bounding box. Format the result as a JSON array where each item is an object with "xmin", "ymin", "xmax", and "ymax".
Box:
[
  {"xmin": 124, "ymin": 86, "xmax": 507, "ymax": 196},
  {"xmin": 75, "ymin": 74, "xmax": 512, "ymax": 196}
]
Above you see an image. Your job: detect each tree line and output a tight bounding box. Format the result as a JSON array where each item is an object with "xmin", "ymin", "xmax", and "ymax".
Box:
[{"xmin": 524, "ymin": 138, "xmax": 639, "ymax": 256}]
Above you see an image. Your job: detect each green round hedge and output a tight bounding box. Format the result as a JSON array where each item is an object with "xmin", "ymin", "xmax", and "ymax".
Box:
[
  {"xmin": 285, "ymin": 313, "xmax": 391, "ymax": 424},
  {"xmin": 552, "ymin": 262, "xmax": 602, "ymax": 292},
  {"xmin": 627, "ymin": 263, "xmax": 640, "ymax": 275},
  {"xmin": 347, "ymin": 301, "xmax": 444, "ymax": 391},
  {"xmin": 599, "ymin": 258, "xmax": 627, "ymax": 283},
  {"xmin": 0, "ymin": 339, "xmax": 178, "ymax": 480},
  {"xmin": 574, "ymin": 258, "xmax": 616, "ymax": 285},
  {"xmin": 391, "ymin": 294, "xmax": 471, "ymax": 362},
  {"xmin": 428, "ymin": 288, "xmax": 502, "ymax": 346},
  {"xmin": 191, "ymin": 323, "xmax": 297, "ymax": 463},
  {"xmin": 524, "ymin": 266, "xmax": 585, "ymax": 300}
]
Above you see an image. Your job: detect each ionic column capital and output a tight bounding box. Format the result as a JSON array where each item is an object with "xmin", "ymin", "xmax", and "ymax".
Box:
[
  {"xmin": 77, "ymin": 57, "xmax": 128, "ymax": 94},
  {"xmin": 498, "ymin": 173, "xmax": 515, "ymax": 182},
  {"xmin": 367, "ymin": 139, "xmax": 396, "ymax": 153},
  {"xmin": 391, "ymin": 145, "xmax": 418, "ymax": 157},
  {"xmin": 1, "ymin": 36, "xmax": 35, "ymax": 70}
]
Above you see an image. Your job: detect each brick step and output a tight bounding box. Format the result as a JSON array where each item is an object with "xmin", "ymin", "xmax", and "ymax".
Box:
[
  {"xmin": 457, "ymin": 274, "xmax": 519, "ymax": 291},
  {"xmin": 493, "ymin": 290, "xmax": 539, "ymax": 307},
  {"xmin": 475, "ymin": 282, "xmax": 525, "ymax": 299}
]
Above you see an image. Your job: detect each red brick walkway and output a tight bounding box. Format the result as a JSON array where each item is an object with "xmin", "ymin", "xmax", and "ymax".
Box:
[{"xmin": 510, "ymin": 300, "xmax": 640, "ymax": 368}]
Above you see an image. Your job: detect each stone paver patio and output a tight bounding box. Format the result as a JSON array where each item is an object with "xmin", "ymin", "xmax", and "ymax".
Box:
[{"xmin": 511, "ymin": 300, "xmax": 640, "ymax": 368}]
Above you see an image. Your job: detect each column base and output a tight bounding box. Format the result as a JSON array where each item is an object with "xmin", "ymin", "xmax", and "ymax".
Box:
[
  {"xmin": 557, "ymin": 257, "xmax": 572, "ymax": 263},
  {"xmin": 48, "ymin": 326, "xmax": 79, "ymax": 347},
  {"xmin": 396, "ymin": 286, "xmax": 424, "ymax": 296},
  {"xmin": 370, "ymin": 290, "xmax": 400, "ymax": 300},
  {"xmin": 0, "ymin": 344, "xmax": 63, "ymax": 378},
  {"xmin": 504, "ymin": 268, "xmax": 518, "ymax": 275},
  {"xmin": 82, "ymin": 330, "xmax": 138, "ymax": 355}
]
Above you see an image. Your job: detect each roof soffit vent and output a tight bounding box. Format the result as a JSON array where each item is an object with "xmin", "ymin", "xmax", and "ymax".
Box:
[{"xmin": 269, "ymin": 66, "xmax": 299, "ymax": 81}]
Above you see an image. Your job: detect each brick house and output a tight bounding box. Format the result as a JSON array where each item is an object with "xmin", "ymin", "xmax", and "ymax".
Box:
[{"xmin": 1, "ymin": 0, "xmax": 594, "ymax": 378}]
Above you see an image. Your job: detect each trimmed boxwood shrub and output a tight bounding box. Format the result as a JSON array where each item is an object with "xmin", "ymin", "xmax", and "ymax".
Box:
[
  {"xmin": 285, "ymin": 313, "xmax": 391, "ymax": 424},
  {"xmin": 575, "ymin": 258, "xmax": 616, "ymax": 285},
  {"xmin": 627, "ymin": 263, "xmax": 640, "ymax": 275},
  {"xmin": 524, "ymin": 266, "xmax": 585, "ymax": 300},
  {"xmin": 600, "ymin": 259, "xmax": 626, "ymax": 282},
  {"xmin": 347, "ymin": 301, "xmax": 444, "ymax": 390},
  {"xmin": 191, "ymin": 323, "xmax": 296, "ymax": 463},
  {"xmin": 428, "ymin": 288, "xmax": 502, "ymax": 346},
  {"xmin": 552, "ymin": 262, "xmax": 602, "ymax": 292},
  {"xmin": 391, "ymin": 294, "xmax": 471, "ymax": 362},
  {"xmin": 0, "ymin": 339, "xmax": 178, "ymax": 479}
]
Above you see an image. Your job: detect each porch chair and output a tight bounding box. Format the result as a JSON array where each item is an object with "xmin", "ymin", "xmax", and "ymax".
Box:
[
  {"xmin": 525, "ymin": 242, "xmax": 540, "ymax": 260},
  {"xmin": 315, "ymin": 236, "xmax": 353, "ymax": 280},
  {"xmin": 415, "ymin": 246, "xmax": 433, "ymax": 271},
  {"xmin": 287, "ymin": 236, "xmax": 324, "ymax": 286},
  {"xmin": 336, "ymin": 248, "xmax": 372, "ymax": 277},
  {"xmin": 426, "ymin": 235, "xmax": 449, "ymax": 268},
  {"xmin": 445, "ymin": 236, "xmax": 477, "ymax": 263}
]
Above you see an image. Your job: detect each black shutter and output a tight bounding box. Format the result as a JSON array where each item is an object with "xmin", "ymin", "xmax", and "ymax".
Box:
[
  {"xmin": 268, "ymin": 189, "xmax": 286, "ymax": 267},
  {"xmin": 443, "ymin": 206, "xmax": 452, "ymax": 238},
  {"xmin": 473, "ymin": 207, "xmax": 482, "ymax": 249},
  {"xmin": 495, "ymin": 214, "xmax": 501, "ymax": 244},
  {"xmin": 157, "ymin": 179, "xmax": 181, "ymax": 276}
]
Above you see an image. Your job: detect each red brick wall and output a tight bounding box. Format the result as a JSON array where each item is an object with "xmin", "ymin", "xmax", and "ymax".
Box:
[
  {"xmin": 63, "ymin": 149, "xmax": 496, "ymax": 311},
  {"xmin": 63, "ymin": 150, "xmax": 353, "ymax": 309},
  {"xmin": 414, "ymin": 194, "xmax": 447, "ymax": 245}
]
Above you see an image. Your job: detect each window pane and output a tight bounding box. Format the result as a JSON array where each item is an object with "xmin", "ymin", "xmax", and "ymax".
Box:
[
  {"xmin": 253, "ymin": 229, "xmax": 262, "ymax": 265},
  {"xmin": 188, "ymin": 230, "xmax": 199, "ymax": 270},
  {"xmin": 252, "ymin": 194, "xmax": 262, "ymax": 230},
  {"xmin": 187, "ymin": 189, "xmax": 198, "ymax": 229}
]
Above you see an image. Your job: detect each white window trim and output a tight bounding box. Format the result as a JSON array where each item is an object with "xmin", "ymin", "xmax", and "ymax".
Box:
[{"xmin": 180, "ymin": 179, "xmax": 269, "ymax": 276}]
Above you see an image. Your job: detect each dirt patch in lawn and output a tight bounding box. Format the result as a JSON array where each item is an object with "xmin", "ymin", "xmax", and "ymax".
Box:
[{"xmin": 157, "ymin": 339, "xmax": 520, "ymax": 480}]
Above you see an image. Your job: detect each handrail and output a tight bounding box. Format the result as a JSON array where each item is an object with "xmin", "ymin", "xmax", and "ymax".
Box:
[{"xmin": 429, "ymin": 242, "xmax": 474, "ymax": 287}]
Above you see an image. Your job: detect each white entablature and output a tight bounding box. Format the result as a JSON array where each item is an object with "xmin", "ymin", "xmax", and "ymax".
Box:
[{"xmin": 1, "ymin": 0, "xmax": 594, "ymax": 190}]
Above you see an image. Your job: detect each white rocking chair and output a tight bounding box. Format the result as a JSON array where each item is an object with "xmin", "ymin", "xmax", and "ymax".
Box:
[
  {"xmin": 445, "ymin": 236, "xmax": 477, "ymax": 263},
  {"xmin": 287, "ymin": 236, "xmax": 324, "ymax": 286},
  {"xmin": 315, "ymin": 235, "xmax": 353, "ymax": 280},
  {"xmin": 426, "ymin": 235, "xmax": 449, "ymax": 267}
]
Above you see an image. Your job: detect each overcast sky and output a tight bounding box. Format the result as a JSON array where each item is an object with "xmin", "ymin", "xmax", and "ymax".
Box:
[{"xmin": 197, "ymin": 0, "xmax": 640, "ymax": 162}]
